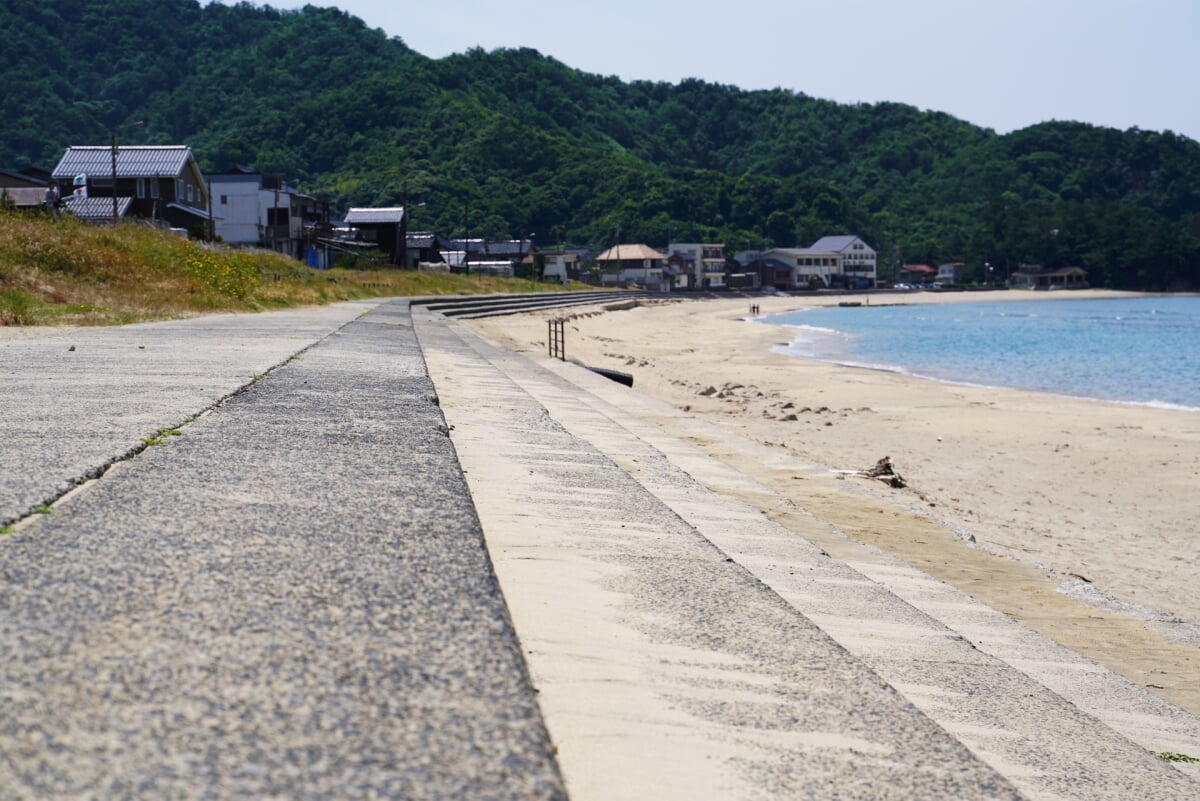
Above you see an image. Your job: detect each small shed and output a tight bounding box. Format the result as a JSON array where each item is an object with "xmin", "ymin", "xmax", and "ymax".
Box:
[{"xmin": 344, "ymin": 207, "xmax": 407, "ymax": 266}]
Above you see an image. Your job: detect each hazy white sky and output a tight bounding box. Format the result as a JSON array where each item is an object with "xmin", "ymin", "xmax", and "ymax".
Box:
[{"xmin": 272, "ymin": 0, "xmax": 1200, "ymax": 141}]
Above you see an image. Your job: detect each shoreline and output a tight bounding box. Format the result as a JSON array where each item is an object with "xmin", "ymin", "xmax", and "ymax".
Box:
[
  {"xmin": 469, "ymin": 288, "xmax": 1200, "ymax": 714},
  {"xmin": 767, "ymin": 345, "xmax": 1200, "ymax": 415},
  {"xmin": 760, "ymin": 291, "xmax": 1200, "ymax": 411}
]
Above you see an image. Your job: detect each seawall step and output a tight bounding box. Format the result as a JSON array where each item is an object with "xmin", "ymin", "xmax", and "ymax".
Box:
[{"xmin": 416, "ymin": 310, "xmax": 1200, "ymax": 800}]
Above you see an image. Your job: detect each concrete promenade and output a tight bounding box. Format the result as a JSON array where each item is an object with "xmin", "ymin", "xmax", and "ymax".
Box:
[
  {"xmin": 2, "ymin": 297, "xmax": 1198, "ymax": 799},
  {"xmin": 1, "ymin": 301, "xmax": 564, "ymax": 799}
]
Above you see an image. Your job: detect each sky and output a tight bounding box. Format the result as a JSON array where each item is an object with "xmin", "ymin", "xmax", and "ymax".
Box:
[{"xmin": 263, "ymin": 0, "xmax": 1200, "ymax": 142}]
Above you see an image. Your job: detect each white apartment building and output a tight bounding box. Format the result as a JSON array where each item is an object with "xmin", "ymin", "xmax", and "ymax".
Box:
[
  {"xmin": 668, "ymin": 242, "xmax": 726, "ymax": 289},
  {"xmin": 762, "ymin": 235, "xmax": 877, "ymax": 289}
]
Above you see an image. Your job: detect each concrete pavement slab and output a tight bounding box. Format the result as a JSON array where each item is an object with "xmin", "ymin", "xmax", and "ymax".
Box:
[
  {"xmin": 0, "ymin": 301, "xmax": 383, "ymax": 525},
  {"xmin": 0, "ymin": 302, "xmax": 566, "ymax": 800}
]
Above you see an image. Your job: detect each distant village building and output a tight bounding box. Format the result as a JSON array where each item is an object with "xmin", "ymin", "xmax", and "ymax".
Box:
[
  {"xmin": 206, "ymin": 167, "xmax": 322, "ymax": 259},
  {"xmin": 1010, "ymin": 265, "xmax": 1090, "ymax": 290},
  {"xmin": 51, "ymin": 145, "xmax": 210, "ymax": 230},
  {"xmin": 406, "ymin": 231, "xmax": 454, "ymax": 267},
  {"xmin": 666, "ymin": 243, "xmax": 726, "ymax": 289},
  {"xmin": 937, "ymin": 262, "xmax": 965, "ymax": 283},
  {"xmin": 595, "ymin": 243, "xmax": 668, "ymax": 289},
  {"xmin": 343, "ymin": 207, "xmax": 407, "ymax": 265},
  {"xmin": 897, "ymin": 264, "xmax": 937, "ymax": 284},
  {"xmin": 0, "ymin": 168, "xmax": 52, "ymax": 211},
  {"xmin": 0, "ymin": 168, "xmax": 47, "ymax": 189},
  {"xmin": 443, "ymin": 238, "xmax": 535, "ymax": 275},
  {"xmin": 521, "ymin": 250, "xmax": 581, "ymax": 284},
  {"xmin": 755, "ymin": 257, "xmax": 795, "ymax": 290},
  {"xmin": 762, "ymin": 235, "xmax": 877, "ymax": 289}
]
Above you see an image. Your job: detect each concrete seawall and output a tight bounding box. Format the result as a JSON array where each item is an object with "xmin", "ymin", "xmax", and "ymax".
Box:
[{"xmin": 1, "ymin": 297, "xmax": 1197, "ymax": 799}]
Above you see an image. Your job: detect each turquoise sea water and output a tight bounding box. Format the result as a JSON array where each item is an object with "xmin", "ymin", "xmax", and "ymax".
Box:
[{"xmin": 764, "ymin": 295, "xmax": 1200, "ymax": 410}]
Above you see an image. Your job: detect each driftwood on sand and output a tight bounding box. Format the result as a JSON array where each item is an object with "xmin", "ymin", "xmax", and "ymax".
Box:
[{"xmin": 834, "ymin": 456, "xmax": 906, "ymax": 488}]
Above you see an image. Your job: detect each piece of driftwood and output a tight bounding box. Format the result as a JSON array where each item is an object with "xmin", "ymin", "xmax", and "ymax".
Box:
[{"xmin": 834, "ymin": 456, "xmax": 906, "ymax": 488}]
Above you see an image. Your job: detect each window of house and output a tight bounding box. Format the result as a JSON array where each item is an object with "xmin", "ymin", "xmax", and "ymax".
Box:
[
  {"xmin": 137, "ymin": 178, "xmax": 145, "ymax": 198},
  {"xmin": 186, "ymin": 184, "xmax": 194, "ymax": 203},
  {"xmin": 221, "ymin": 195, "xmax": 228, "ymax": 205},
  {"xmin": 151, "ymin": 178, "xmax": 160, "ymax": 199}
]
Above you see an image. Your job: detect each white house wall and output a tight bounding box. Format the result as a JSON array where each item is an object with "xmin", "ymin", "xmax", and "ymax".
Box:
[{"xmin": 211, "ymin": 180, "xmax": 262, "ymax": 244}]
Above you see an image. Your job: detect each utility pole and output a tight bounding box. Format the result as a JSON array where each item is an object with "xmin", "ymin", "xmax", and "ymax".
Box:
[
  {"xmin": 110, "ymin": 120, "xmax": 143, "ymax": 223},
  {"xmin": 400, "ymin": 183, "xmax": 409, "ymax": 269},
  {"xmin": 462, "ymin": 204, "xmax": 472, "ymax": 275}
]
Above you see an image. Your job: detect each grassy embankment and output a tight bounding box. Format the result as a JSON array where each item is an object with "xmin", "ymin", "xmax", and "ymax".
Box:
[{"xmin": 0, "ymin": 212, "xmax": 576, "ymax": 326}]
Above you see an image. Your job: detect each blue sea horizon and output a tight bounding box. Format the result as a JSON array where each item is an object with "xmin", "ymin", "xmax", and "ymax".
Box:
[{"xmin": 762, "ymin": 295, "xmax": 1200, "ymax": 410}]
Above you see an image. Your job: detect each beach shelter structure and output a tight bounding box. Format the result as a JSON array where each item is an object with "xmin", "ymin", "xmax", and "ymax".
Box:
[{"xmin": 1009, "ymin": 266, "xmax": 1089, "ymax": 290}]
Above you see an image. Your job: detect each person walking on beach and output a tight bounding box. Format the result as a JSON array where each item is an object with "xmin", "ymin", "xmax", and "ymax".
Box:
[{"xmin": 44, "ymin": 181, "xmax": 60, "ymax": 220}]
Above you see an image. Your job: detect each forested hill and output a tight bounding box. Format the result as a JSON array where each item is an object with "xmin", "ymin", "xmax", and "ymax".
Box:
[{"xmin": 4, "ymin": 0, "xmax": 1200, "ymax": 289}]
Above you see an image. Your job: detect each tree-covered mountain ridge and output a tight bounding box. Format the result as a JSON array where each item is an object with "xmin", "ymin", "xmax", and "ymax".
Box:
[{"xmin": 3, "ymin": 0, "xmax": 1199, "ymax": 289}]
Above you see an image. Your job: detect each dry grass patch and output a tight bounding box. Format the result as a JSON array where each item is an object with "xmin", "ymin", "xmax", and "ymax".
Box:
[{"xmin": 1, "ymin": 211, "xmax": 576, "ymax": 326}]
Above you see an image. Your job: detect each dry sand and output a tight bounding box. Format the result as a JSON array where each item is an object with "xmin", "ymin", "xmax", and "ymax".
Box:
[{"xmin": 469, "ymin": 289, "xmax": 1200, "ymax": 715}]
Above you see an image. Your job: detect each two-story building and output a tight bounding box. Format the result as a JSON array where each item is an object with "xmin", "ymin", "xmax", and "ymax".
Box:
[
  {"xmin": 51, "ymin": 145, "xmax": 210, "ymax": 230},
  {"xmin": 936, "ymin": 262, "xmax": 965, "ymax": 284},
  {"xmin": 667, "ymin": 243, "xmax": 726, "ymax": 289},
  {"xmin": 810, "ymin": 235, "xmax": 877, "ymax": 288},
  {"xmin": 206, "ymin": 167, "xmax": 321, "ymax": 259},
  {"xmin": 596, "ymin": 243, "xmax": 667, "ymax": 289},
  {"xmin": 762, "ymin": 235, "xmax": 877, "ymax": 289}
]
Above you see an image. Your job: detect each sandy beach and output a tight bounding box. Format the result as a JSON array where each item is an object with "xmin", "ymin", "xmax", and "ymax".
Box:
[{"xmin": 469, "ymin": 288, "xmax": 1200, "ymax": 714}]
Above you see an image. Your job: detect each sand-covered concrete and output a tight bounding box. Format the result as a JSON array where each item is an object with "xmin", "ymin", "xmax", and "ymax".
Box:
[{"xmin": 468, "ymin": 289, "xmax": 1200, "ymax": 715}]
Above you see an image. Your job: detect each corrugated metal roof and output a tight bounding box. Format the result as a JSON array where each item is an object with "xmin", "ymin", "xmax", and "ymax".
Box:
[
  {"xmin": 406, "ymin": 231, "xmax": 443, "ymax": 248},
  {"xmin": 810, "ymin": 235, "xmax": 862, "ymax": 252},
  {"xmin": 345, "ymin": 207, "xmax": 406, "ymax": 224},
  {"xmin": 485, "ymin": 239, "xmax": 533, "ymax": 256},
  {"xmin": 63, "ymin": 195, "xmax": 132, "ymax": 219},
  {"xmin": 52, "ymin": 146, "xmax": 194, "ymax": 179},
  {"xmin": 448, "ymin": 238, "xmax": 486, "ymax": 253}
]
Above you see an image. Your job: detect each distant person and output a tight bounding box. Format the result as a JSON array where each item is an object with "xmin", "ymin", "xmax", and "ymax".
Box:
[{"xmin": 44, "ymin": 181, "xmax": 60, "ymax": 220}]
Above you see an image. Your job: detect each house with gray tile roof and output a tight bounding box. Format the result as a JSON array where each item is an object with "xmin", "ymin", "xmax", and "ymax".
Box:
[{"xmin": 51, "ymin": 145, "xmax": 210, "ymax": 229}]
